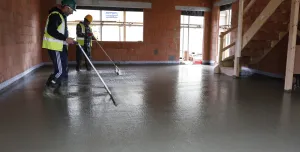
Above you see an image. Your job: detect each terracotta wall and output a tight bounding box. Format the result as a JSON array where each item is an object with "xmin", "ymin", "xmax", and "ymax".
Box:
[
  {"xmin": 209, "ymin": 5, "xmax": 220, "ymax": 63},
  {"xmin": 249, "ymin": 36, "xmax": 300, "ymax": 75},
  {"xmin": 245, "ymin": 0, "xmax": 290, "ymax": 75},
  {"xmin": 249, "ymin": 35, "xmax": 289, "ymax": 75},
  {"xmin": 40, "ymin": 0, "xmax": 57, "ymax": 62},
  {"xmin": 42, "ymin": 0, "xmax": 212, "ymax": 63},
  {"xmin": 229, "ymin": 0, "xmax": 291, "ymax": 75},
  {"xmin": 1, "ymin": 0, "xmax": 295, "ymax": 85},
  {"xmin": 294, "ymin": 45, "xmax": 300, "ymax": 74},
  {"xmin": 0, "ymin": 0, "xmax": 214, "ymax": 84},
  {"xmin": 0, "ymin": 0, "xmax": 43, "ymax": 83},
  {"xmin": 246, "ymin": 0, "xmax": 290, "ymax": 75},
  {"xmin": 202, "ymin": 11, "xmax": 212, "ymax": 63},
  {"xmin": 229, "ymin": 1, "xmax": 238, "ymax": 55}
]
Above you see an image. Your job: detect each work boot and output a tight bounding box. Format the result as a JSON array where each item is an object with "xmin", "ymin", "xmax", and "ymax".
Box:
[
  {"xmin": 57, "ymin": 80, "xmax": 68, "ymax": 96},
  {"xmin": 86, "ymin": 62, "xmax": 92, "ymax": 71},
  {"xmin": 46, "ymin": 74, "xmax": 55, "ymax": 86},
  {"xmin": 43, "ymin": 75, "xmax": 59, "ymax": 98},
  {"xmin": 43, "ymin": 85, "xmax": 57, "ymax": 99},
  {"xmin": 76, "ymin": 65, "xmax": 80, "ymax": 72}
]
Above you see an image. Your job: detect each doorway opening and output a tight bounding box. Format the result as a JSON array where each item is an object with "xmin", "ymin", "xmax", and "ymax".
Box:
[
  {"xmin": 218, "ymin": 4, "xmax": 232, "ymax": 60},
  {"xmin": 180, "ymin": 11, "xmax": 204, "ymax": 64}
]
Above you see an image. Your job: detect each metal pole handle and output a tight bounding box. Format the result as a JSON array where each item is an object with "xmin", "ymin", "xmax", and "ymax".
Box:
[
  {"xmin": 77, "ymin": 44, "xmax": 112, "ymax": 95},
  {"xmin": 92, "ymin": 36, "xmax": 119, "ymax": 70},
  {"xmin": 75, "ymin": 41, "xmax": 117, "ymax": 106}
]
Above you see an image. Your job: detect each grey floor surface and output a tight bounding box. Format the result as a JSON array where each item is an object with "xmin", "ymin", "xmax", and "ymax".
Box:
[{"xmin": 1, "ymin": 65, "xmax": 300, "ymax": 152}]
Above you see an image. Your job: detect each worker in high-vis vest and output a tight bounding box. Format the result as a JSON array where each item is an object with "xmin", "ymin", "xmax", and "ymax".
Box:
[
  {"xmin": 75, "ymin": 14, "xmax": 95, "ymax": 71},
  {"xmin": 42, "ymin": 0, "xmax": 77, "ymax": 98}
]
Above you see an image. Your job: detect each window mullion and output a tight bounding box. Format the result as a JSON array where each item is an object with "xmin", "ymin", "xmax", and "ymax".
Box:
[
  {"xmin": 100, "ymin": 10, "xmax": 102, "ymax": 41},
  {"xmin": 124, "ymin": 11, "xmax": 126, "ymax": 42}
]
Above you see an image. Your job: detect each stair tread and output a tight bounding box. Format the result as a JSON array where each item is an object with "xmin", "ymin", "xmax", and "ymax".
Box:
[
  {"xmin": 220, "ymin": 0, "xmax": 292, "ymax": 67},
  {"xmin": 251, "ymin": 31, "xmax": 281, "ymax": 40},
  {"xmin": 245, "ymin": 40, "xmax": 271, "ymax": 46},
  {"xmin": 220, "ymin": 67, "xmax": 234, "ymax": 77}
]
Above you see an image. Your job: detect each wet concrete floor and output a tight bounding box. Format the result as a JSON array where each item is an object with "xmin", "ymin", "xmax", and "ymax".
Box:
[{"xmin": 1, "ymin": 65, "xmax": 300, "ymax": 152}]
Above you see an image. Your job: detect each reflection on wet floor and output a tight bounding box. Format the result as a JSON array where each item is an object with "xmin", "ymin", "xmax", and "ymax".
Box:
[{"xmin": 0, "ymin": 65, "xmax": 300, "ymax": 152}]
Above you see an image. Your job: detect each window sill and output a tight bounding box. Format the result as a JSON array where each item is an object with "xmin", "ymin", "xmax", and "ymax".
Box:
[{"xmin": 92, "ymin": 40, "xmax": 143, "ymax": 43}]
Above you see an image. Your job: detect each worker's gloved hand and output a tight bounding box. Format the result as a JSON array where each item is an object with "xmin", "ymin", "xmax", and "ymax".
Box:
[
  {"xmin": 66, "ymin": 38, "xmax": 75, "ymax": 44},
  {"xmin": 87, "ymin": 33, "xmax": 93, "ymax": 37}
]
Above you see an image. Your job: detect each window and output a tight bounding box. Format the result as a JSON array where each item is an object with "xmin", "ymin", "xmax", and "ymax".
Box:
[
  {"xmin": 218, "ymin": 5, "xmax": 232, "ymax": 59},
  {"xmin": 67, "ymin": 9, "xmax": 144, "ymax": 42},
  {"xmin": 219, "ymin": 5, "xmax": 232, "ymax": 48},
  {"xmin": 219, "ymin": 9, "xmax": 232, "ymax": 46}
]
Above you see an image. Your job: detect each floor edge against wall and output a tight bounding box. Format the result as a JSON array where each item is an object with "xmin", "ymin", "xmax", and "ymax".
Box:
[
  {"xmin": 44, "ymin": 61, "xmax": 181, "ymax": 65},
  {"xmin": 241, "ymin": 67, "xmax": 284, "ymax": 79},
  {"xmin": 0, "ymin": 61, "xmax": 181, "ymax": 91},
  {"xmin": 0, "ymin": 63, "xmax": 45, "ymax": 91},
  {"xmin": 1, "ymin": 62, "xmax": 285, "ymax": 92}
]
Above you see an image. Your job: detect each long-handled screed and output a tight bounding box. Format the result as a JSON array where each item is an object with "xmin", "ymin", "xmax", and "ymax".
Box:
[
  {"xmin": 76, "ymin": 42, "xmax": 117, "ymax": 106},
  {"xmin": 92, "ymin": 36, "xmax": 122, "ymax": 75}
]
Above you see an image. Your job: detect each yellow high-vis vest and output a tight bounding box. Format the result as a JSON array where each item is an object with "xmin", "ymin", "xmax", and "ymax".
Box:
[
  {"xmin": 42, "ymin": 11, "xmax": 67, "ymax": 52},
  {"xmin": 76, "ymin": 23, "xmax": 93, "ymax": 47}
]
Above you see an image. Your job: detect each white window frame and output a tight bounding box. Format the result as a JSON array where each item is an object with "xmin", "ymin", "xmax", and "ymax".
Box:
[{"xmin": 67, "ymin": 9, "xmax": 144, "ymax": 42}]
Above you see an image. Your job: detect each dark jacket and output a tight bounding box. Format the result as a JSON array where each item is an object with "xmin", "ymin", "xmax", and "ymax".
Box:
[
  {"xmin": 46, "ymin": 7, "xmax": 68, "ymax": 41},
  {"xmin": 76, "ymin": 21, "xmax": 94, "ymax": 47}
]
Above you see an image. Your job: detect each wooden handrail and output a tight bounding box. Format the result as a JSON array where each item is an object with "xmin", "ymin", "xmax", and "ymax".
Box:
[
  {"xmin": 221, "ymin": 25, "xmax": 238, "ymax": 36},
  {"xmin": 218, "ymin": 0, "xmax": 256, "ymax": 64},
  {"xmin": 244, "ymin": 0, "xmax": 256, "ymax": 15},
  {"xmin": 222, "ymin": 41, "xmax": 236, "ymax": 52},
  {"xmin": 242, "ymin": 0, "xmax": 284, "ymax": 49},
  {"xmin": 218, "ymin": 32, "xmax": 225, "ymax": 64}
]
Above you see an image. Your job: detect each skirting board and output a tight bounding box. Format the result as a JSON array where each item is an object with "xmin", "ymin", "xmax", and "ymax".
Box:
[
  {"xmin": 242, "ymin": 67, "xmax": 284, "ymax": 79},
  {"xmin": 44, "ymin": 61, "xmax": 180, "ymax": 65},
  {"xmin": 0, "ymin": 63, "xmax": 45, "ymax": 91}
]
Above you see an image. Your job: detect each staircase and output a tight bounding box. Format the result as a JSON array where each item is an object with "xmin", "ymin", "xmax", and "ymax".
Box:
[{"xmin": 214, "ymin": 0, "xmax": 293, "ymax": 76}]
